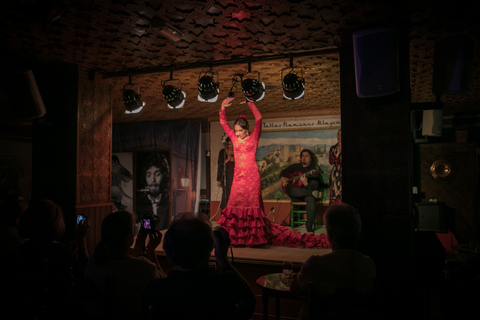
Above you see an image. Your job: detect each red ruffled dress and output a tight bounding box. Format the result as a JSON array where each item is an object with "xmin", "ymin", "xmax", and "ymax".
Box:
[{"xmin": 217, "ymin": 103, "xmax": 330, "ymax": 249}]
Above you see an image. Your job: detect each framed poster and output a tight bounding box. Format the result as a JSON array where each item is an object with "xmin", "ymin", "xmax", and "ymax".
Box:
[
  {"xmin": 135, "ymin": 151, "xmax": 171, "ymax": 230},
  {"xmin": 111, "ymin": 152, "xmax": 134, "ymax": 212}
]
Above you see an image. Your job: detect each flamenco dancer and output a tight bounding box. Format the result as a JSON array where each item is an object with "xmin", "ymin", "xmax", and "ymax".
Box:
[{"xmin": 217, "ymin": 97, "xmax": 330, "ymax": 249}]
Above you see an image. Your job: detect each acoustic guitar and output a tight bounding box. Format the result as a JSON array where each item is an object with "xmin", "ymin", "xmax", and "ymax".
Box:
[{"xmin": 282, "ymin": 168, "xmax": 323, "ymax": 193}]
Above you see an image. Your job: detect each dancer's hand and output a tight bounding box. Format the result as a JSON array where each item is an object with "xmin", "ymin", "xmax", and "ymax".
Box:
[{"xmin": 221, "ymin": 97, "xmax": 234, "ymax": 109}]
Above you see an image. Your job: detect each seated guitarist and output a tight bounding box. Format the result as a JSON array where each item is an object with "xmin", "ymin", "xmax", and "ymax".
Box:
[{"xmin": 279, "ymin": 149, "xmax": 322, "ymax": 233}]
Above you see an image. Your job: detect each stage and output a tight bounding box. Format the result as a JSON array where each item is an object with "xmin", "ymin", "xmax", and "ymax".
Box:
[
  {"xmin": 151, "ymin": 222, "xmax": 331, "ymax": 320},
  {"xmin": 153, "ymin": 221, "xmax": 332, "ymax": 268}
]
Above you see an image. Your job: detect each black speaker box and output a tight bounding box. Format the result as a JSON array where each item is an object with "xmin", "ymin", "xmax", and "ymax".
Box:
[
  {"xmin": 353, "ymin": 28, "xmax": 400, "ymax": 98},
  {"xmin": 432, "ymin": 35, "xmax": 474, "ymax": 95},
  {"xmin": 0, "ymin": 70, "xmax": 46, "ymax": 119}
]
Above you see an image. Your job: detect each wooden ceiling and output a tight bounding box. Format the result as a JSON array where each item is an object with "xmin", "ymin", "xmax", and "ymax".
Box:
[{"xmin": 0, "ymin": 0, "xmax": 479, "ymax": 125}]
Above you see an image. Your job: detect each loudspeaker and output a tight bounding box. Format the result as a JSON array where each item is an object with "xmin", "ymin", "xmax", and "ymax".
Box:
[
  {"xmin": 432, "ymin": 35, "xmax": 474, "ymax": 95},
  {"xmin": 353, "ymin": 28, "xmax": 400, "ymax": 98},
  {"xmin": 415, "ymin": 202, "xmax": 448, "ymax": 233},
  {"xmin": 0, "ymin": 70, "xmax": 46, "ymax": 119},
  {"xmin": 422, "ymin": 109, "xmax": 443, "ymax": 137}
]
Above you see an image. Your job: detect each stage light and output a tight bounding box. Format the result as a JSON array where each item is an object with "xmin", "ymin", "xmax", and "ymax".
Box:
[
  {"xmin": 162, "ymin": 78, "xmax": 186, "ymax": 109},
  {"xmin": 123, "ymin": 76, "xmax": 145, "ymax": 114},
  {"xmin": 198, "ymin": 69, "xmax": 219, "ymax": 102},
  {"xmin": 242, "ymin": 78, "xmax": 265, "ymax": 102},
  {"xmin": 240, "ymin": 62, "xmax": 265, "ymax": 102},
  {"xmin": 282, "ymin": 71, "xmax": 305, "ymax": 100},
  {"xmin": 281, "ymin": 57, "xmax": 305, "ymax": 100}
]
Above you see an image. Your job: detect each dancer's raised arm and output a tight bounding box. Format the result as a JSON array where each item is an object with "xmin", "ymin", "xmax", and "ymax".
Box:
[{"xmin": 219, "ymin": 97, "xmax": 235, "ymax": 138}]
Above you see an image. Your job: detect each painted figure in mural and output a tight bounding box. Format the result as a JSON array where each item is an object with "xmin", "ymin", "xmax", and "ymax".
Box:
[
  {"xmin": 279, "ymin": 149, "xmax": 323, "ymax": 233},
  {"xmin": 217, "ymin": 137, "xmax": 235, "ymax": 209},
  {"xmin": 329, "ymin": 129, "xmax": 342, "ymax": 205},
  {"xmin": 217, "ymin": 97, "xmax": 330, "ymax": 248},
  {"xmin": 136, "ymin": 153, "xmax": 170, "ymax": 231},
  {"xmin": 111, "ymin": 155, "xmax": 133, "ymax": 211}
]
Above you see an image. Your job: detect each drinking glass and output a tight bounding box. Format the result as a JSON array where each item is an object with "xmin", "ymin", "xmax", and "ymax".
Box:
[{"xmin": 282, "ymin": 261, "xmax": 294, "ymax": 289}]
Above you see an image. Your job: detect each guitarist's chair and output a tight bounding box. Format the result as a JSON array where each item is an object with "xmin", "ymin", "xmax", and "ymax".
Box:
[{"xmin": 290, "ymin": 191, "xmax": 322, "ymax": 230}]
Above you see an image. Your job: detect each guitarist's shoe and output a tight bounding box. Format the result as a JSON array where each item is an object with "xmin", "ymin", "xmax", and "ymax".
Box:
[{"xmin": 312, "ymin": 190, "xmax": 321, "ymax": 199}]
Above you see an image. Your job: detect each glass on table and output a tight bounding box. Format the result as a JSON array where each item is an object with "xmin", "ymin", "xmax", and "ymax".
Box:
[{"xmin": 282, "ymin": 261, "xmax": 294, "ymax": 290}]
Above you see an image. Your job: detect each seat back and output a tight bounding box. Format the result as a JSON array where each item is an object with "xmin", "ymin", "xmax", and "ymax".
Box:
[{"xmin": 308, "ymin": 284, "xmax": 378, "ymax": 320}]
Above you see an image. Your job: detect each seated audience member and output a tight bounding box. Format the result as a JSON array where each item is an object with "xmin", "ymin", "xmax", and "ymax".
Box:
[
  {"xmin": 83, "ymin": 210, "xmax": 165, "ymax": 320},
  {"xmin": 16, "ymin": 199, "xmax": 75, "ymax": 320},
  {"xmin": 290, "ymin": 203, "xmax": 377, "ymax": 320},
  {"xmin": 70, "ymin": 214, "xmax": 90, "ymax": 285},
  {"xmin": 1, "ymin": 193, "xmax": 29, "ymax": 314},
  {"xmin": 141, "ymin": 212, "xmax": 256, "ymax": 320}
]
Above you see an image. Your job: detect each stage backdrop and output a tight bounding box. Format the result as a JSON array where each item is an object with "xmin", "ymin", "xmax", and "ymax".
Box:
[
  {"xmin": 211, "ymin": 115, "xmax": 341, "ymax": 208},
  {"xmin": 113, "ymin": 120, "xmax": 201, "ymax": 224}
]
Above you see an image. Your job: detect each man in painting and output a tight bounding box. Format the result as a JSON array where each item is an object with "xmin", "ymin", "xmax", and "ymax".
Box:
[
  {"xmin": 136, "ymin": 152, "xmax": 170, "ymax": 230},
  {"xmin": 217, "ymin": 137, "xmax": 235, "ymax": 209},
  {"xmin": 279, "ymin": 149, "xmax": 322, "ymax": 233}
]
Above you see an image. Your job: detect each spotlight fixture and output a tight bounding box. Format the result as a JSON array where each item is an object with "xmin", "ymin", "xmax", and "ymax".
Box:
[
  {"xmin": 162, "ymin": 72, "xmax": 186, "ymax": 109},
  {"xmin": 123, "ymin": 76, "xmax": 145, "ymax": 114},
  {"xmin": 281, "ymin": 57, "xmax": 305, "ymax": 100},
  {"xmin": 242, "ymin": 77, "xmax": 265, "ymax": 102},
  {"xmin": 241, "ymin": 63, "xmax": 265, "ymax": 102},
  {"xmin": 198, "ymin": 69, "xmax": 219, "ymax": 102}
]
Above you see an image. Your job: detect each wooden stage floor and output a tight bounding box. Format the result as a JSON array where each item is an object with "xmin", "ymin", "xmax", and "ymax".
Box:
[{"xmin": 153, "ymin": 221, "xmax": 331, "ymax": 268}]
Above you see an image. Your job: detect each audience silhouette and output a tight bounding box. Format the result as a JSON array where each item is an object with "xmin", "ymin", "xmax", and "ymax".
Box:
[
  {"xmin": 141, "ymin": 212, "xmax": 256, "ymax": 320},
  {"xmin": 290, "ymin": 203, "xmax": 377, "ymax": 320},
  {"xmin": 82, "ymin": 210, "xmax": 165, "ymax": 320},
  {"xmin": 15, "ymin": 199, "xmax": 76, "ymax": 320}
]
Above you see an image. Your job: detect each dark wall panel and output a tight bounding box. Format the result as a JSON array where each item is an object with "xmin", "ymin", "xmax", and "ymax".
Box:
[{"xmin": 419, "ymin": 143, "xmax": 478, "ymax": 243}]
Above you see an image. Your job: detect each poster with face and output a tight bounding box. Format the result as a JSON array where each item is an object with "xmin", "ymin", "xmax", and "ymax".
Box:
[{"xmin": 135, "ymin": 151, "xmax": 171, "ymax": 230}]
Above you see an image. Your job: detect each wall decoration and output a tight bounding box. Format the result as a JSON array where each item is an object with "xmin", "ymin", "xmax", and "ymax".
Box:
[
  {"xmin": 111, "ymin": 152, "xmax": 133, "ymax": 212},
  {"xmin": 135, "ymin": 151, "xmax": 171, "ymax": 231}
]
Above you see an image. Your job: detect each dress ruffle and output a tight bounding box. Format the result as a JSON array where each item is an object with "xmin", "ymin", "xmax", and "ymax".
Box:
[
  {"xmin": 218, "ymin": 207, "xmax": 268, "ymax": 246},
  {"xmin": 219, "ymin": 208, "xmax": 330, "ymax": 249},
  {"xmin": 266, "ymin": 222, "xmax": 330, "ymax": 248}
]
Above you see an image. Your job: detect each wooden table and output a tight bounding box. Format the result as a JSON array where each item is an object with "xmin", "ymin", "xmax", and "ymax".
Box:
[{"xmin": 256, "ymin": 273, "xmax": 303, "ymax": 320}]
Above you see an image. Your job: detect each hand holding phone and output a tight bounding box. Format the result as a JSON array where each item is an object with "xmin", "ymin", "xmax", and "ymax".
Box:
[{"xmin": 77, "ymin": 214, "xmax": 87, "ymax": 224}]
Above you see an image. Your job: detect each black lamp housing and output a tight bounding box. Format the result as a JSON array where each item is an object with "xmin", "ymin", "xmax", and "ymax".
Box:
[
  {"xmin": 281, "ymin": 66, "xmax": 305, "ymax": 100},
  {"xmin": 162, "ymin": 78, "xmax": 186, "ymax": 109},
  {"xmin": 198, "ymin": 70, "xmax": 219, "ymax": 102},
  {"xmin": 123, "ymin": 76, "xmax": 145, "ymax": 114},
  {"xmin": 241, "ymin": 71, "xmax": 265, "ymax": 102}
]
